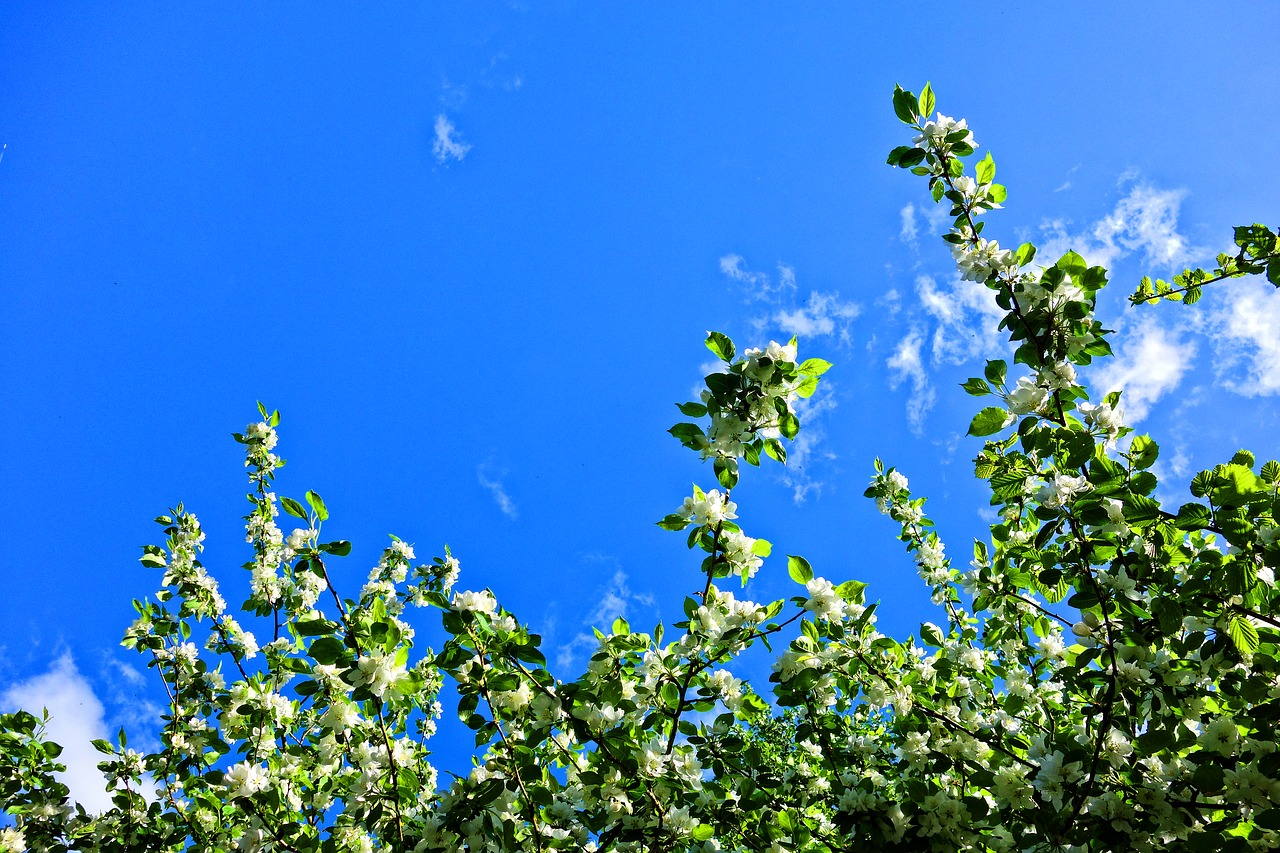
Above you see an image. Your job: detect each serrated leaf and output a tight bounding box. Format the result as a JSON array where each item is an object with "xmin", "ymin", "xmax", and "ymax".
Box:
[
  {"xmin": 1228, "ymin": 615, "xmax": 1259, "ymax": 657},
  {"xmin": 787, "ymin": 555, "xmax": 813, "ymax": 584},
  {"xmin": 1057, "ymin": 250, "xmax": 1088, "ymax": 277},
  {"xmin": 799, "ymin": 358, "xmax": 832, "ymax": 376},
  {"xmin": 968, "ymin": 407, "xmax": 1011, "ymax": 437},
  {"xmin": 1129, "ymin": 435, "xmax": 1159, "ymax": 469}
]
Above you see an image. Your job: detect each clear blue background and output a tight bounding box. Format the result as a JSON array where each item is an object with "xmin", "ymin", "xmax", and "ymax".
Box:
[{"xmin": 2, "ymin": 2, "xmax": 1278, "ymax": 799}]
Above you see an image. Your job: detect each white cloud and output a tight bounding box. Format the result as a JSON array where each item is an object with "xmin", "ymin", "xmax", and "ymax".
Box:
[
  {"xmin": 776, "ymin": 389, "xmax": 839, "ymax": 503},
  {"xmin": 887, "ymin": 330, "xmax": 936, "ymax": 434},
  {"xmin": 1090, "ymin": 318, "xmax": 1196, "ymax": 423},
  {"xmin": 1211, "ymin": 285, "xmax": 1280, "ymax": 396},
  {"xmin": 773, "ymin": 291, "xmax": 861, "ymax": 344},
  {"xmin": 718, "ymin": 254, "xmax": 796, "ymax": 301},
  {"xmin": 899, "ymin": 203, "xmax": 918, "ymax": 243},
  {"xmin": 914, "ymin": 274, "xmax": 1006, "ymax": 365},
  {"xmin": 432, "ymin": 114, "xmax": 472, "ymax": 164},
  {"xmin": 1, "ymin": 655, "xmax": 113, "ymax": 813},
  {"xmin": 556, "ymin": 568, "xmax": 654, "ymax": 672},
  {"xmin": 477, "ymin": 464, "xmax": 517, "ymax": 519},
  {"xmin": 1039, "ymin": 181, "xmax": 1195, "ymax": 272}
]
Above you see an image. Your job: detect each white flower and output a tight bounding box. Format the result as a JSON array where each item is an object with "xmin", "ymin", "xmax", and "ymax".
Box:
[
  {"xmin": 1006, "ymin": 376, "xmax": 1048, "ymax": 415},
  {"xmin": 1078, "ymin": 401, "xmax": 1125, "ymax": 443},
  {"xmin": 887, "ymin": 471, "xmax": 909, "ymax": 492},
  {"xmin": 1036, "ymin": 472, "xmax": 1090, "ymax": 509},
  {"xmin": 1197, "ymin": 717, "xmax": 1240, "ymax": 756},
  {"xmin": 0, "ymin": 828, "xmax": 26, "ymax": 853},
  {"xmin": 914, "ymin": 113, "xmax": 975, "ymax": 149},
  {"xmin": 952, "ymin": 237, "xmax": 1016, "ymax": 282},
  {"xmin": 286, "ymin": 528, "xmax": 316, "ymax": 552},
  {"xmin": 677, "ymin": 489, "xmax": 738, "ymax": 527},
  {"xmin": 803, "ymin": 577, "xmax": 844, "ymax": 621},
  {"xmin": 224, "ymin": 761, "xmax": 271, "ymax": 800},
  {"xmin": 453, "ymin": 589, "xmax": 498, "ymax": 615}
]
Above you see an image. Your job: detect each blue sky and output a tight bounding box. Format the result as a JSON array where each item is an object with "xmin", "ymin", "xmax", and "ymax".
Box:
[{"xmin": 2, "ymin": 3, "xmax": 1279, "ymax": 808}]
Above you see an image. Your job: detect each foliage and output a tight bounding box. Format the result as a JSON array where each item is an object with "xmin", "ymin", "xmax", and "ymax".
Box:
[
  {"xmin": 4, "ymin": 84, "xmax": 1280, "ymax": 853},
  {"xmin": 1129, "ymin": 222, "xmax": 1279, "ymax": 306}
]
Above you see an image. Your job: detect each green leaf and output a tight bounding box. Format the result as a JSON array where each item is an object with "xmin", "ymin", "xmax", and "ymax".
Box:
[
  {"xmin": 919, "ymin": 82, "xmax": 935, "ymax": 119},
  {"xmin": 961, "ymin": 377, "xmax": 991, "ymax": 396},
  {"xmin": 799, "ymin": 358, "xmax": 832, "ymax": 376},
  {"xmin": 919, "ymin": 622, "xmax": 944, "ymax": 647},
  {"xmin": 984, "ymin": 359, "xmax": 1007, "ymax": 385},
  {"xmin": 968, "ymin": 407, "xmax": 1010, "ymax": 437},
  {"xmin": 1129, "ymin": 435, "xmax": 1159, "ymax": 469},
  {"xmin": 886, "ymin": 145, "xmax": 914, "ymax": 166},
  {"xmin": 752, "ymin": 538, "xmax": 773, "ymax": 558},
  {"xmin": 794, "ymin": 376, "xmax": 819, "ymax": 398},
  {"xmin": 975, "ymin": 152, "xmax": 995, "ymax": 185},
  {"xmin": 835, "ymin": 580, "xmax": 867, "ymax": 603},
  {"xmin": 779, "ymin": 412, "xmax": 800, "ymax": 440},
  {"xmin": 305, "ymin": 490, "xmax": 329, "ymax": 522},
  {"xmin": 323, "ymin": 540, "xmax": 351, "ymax": 556},
  {"xmin": 705, "ymin": 331, "xmax": 735, "ymax": 362},
  {"xmin": 1192, "ymin": 762, "xmax": 1225, "ymax": 793},
  {"xmin": 1228, "ymin": 615, "xmax": 1259, "ymax": 657},
  {"xmin": 787, "ymin": 555, "xmax": 814, "ymax": 584},
  {"xmin": 764, "ymin": 438, "xmax": 787, "ymax": 464},
  {"xmin": 296, "ymin": 619, "xmax": 338, "ymax": 636},
  {"xmin": 892, "ymin": 85, "xmax": 919, "ymax": 124},
  {"xmin": 1057, "ymin": 250, "xmax": 1088, "ymax": 277},
  {"xmin": 1229, "ymin": 449, "xmax": 1255, "ymax": 468},
  {"xmin": 1214, "ymin": 463, "xmax": 1260, "ymax": 507},
  {"xmin": 1015, "ymin": 243, "xmax": 1036, "ymax": 266},
  {"xmin": 676, "ymin": 401, "xmax": 708, "ymax": 418},
  {"xmin": 656, "ymin": 514, "xmax": 691, "ymax": 531},
  {"xmin": 714, "ymin": 457, "xmax": 738, "ymax": 490},
  {"xmin": 308, "ymin": 637, "xmax": 346, "ymax": 665},
  {"xmin": 281, "ymin": 497, "xmax": 309, "ymax": 520}
]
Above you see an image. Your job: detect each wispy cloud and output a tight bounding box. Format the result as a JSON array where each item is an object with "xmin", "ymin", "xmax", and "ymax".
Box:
[
  {"xmin": 914, "ymin": 274, "xmax": 1007, "ymax": 365},
  {"xmin": 1039, "ymin": 180, "xmax": 1195, "ymax": 272},
  {"xmin": 1, "ymin": 655, "xmax": 113, "ymax": 813},
  {"xmin": 477, "ymin": 463, "xmax": 517, "ymax": 519},
  {"xmin": 433, "ymin": 114, "xmax": 472, "ymax": 164},
  {"xmin": 556, "ymin": 568, "xmax": 654, "ymax": 672},
  {"xmin": 887, "ymin": 330, "xmax": 936, "ymax": 435},
  {"xmin": 718, "ymin": 254, "xmax": 796, "ymax": 301},
  {"xmin": 777, "ymin": 390, "xmax": 839, "ymax": 503},
  {"xmin": 773, "ymin": 290, "xmax": 861, "ymax": 344},
  {"xmin": 899, "ymin": 203, "xmax": 918, "ymax": 243},
  {"xmin": 1211, "ymin": 285, "xmax": 1280, "ymax": 397},
  {"xmin": 717, "ymin": 255, "xmax": 858, "ymax": 500},
  {"xmin": 1091, "ymin": 317, "xmax": 1196, "ymax": 423}
]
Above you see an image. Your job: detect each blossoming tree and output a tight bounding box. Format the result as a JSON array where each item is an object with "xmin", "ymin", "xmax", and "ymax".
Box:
[{"xmin": 3, "ymin": 85, "xmax": 1280, "ymax": 853}]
